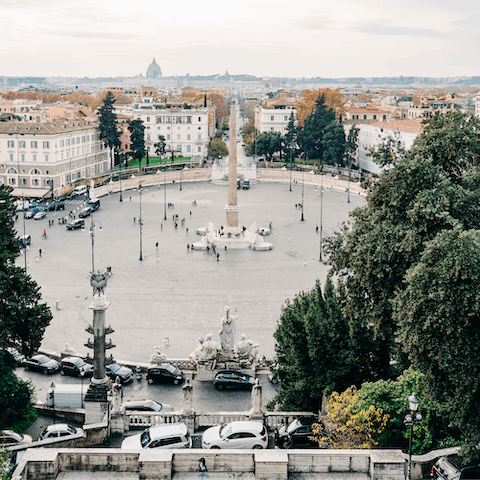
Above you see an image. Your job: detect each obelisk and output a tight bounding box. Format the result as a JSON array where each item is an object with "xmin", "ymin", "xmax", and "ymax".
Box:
[{"xmin": 225, "ymin": 103, "xmax": 240, "ymax": 234}]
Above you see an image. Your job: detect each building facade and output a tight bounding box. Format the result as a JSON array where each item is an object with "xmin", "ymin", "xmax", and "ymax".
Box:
[
  {"xmin": 0, "ymin": 121, "xmax": 108, "ymax": 198},
  {"xmin": 254, "ymin": 106, "xmax": 295, "ymax": 134}
]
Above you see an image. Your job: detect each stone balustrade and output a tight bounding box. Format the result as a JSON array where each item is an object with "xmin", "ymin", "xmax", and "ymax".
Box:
[{"xmin": 126, "ymin": 411, "xmax": 183, "ymax": 428}]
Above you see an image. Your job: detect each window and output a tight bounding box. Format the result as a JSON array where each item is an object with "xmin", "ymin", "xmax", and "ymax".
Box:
[
  {"xmin": 30, "ymin": 168, "xmax": 41, "ymax": 175},
  {"xmin": 86, "ymin": 135, "xmax": 90, "ymax": 142},
  {"xmin": 45, "ymin": 154, "xmax": 49, "ymax": 161},
  {"xmin": 9, "ymin": 153, "xmax": 13, "ymax": 161},
  {"xmin": 32, "ymin": 178, "xmax": 39, "ymax": 186},
  {"xmin": 82, "ymin": 136, "xmax": 85, "ymax": 143},
  {"xmin": 271, "ymin": 116, "xmax": 274, "ymax": 121},
  {"xmin": 43, "ymin": 141, "xmax": 50, "ymax": 149},
  {"xmin": 7, "ymin": 168, "xmax": 17, "ymax": 174},
  {"xmin": 61, "ymin": 153, "xmax": 64, "ymax": 160},
  {"xmin": 60, "ymin": 140, "xmax": 65, "ymax": 147},
  {"xmin": 198, "ymin": 147, "xmax": 201, "ymax": 152},
  {"xmin": 8, "ymin": 178, "xmax": 15, "ymax": 185},
  {"xmin": 383, "ymin": 115, "xmax": 387, "ymax": 120},
  {"xmin": 19, "ymin": 141, "xmax": 26, "ymax": 148},
  {"xmin": 156, "ymin": 117, "xmax": 162, "ymax": 124},
  {"xmin": 167, "ymin": 134, "xmax": 170, "ymax": 140},
  {"xmin": 284, "ymin": 116, "xmax": 288, "ymax": 121},
  {"xmin": 21, "ymin": 178, "xmax": 27, "ymax": 186},
  {"xmin": 177, "ymin": 134, "xmax": 181, "ymax": 140},
  {"xmin": 187, "ymin": 134, "xmax": 191, "ymax": 140},
  {"xmin": 166, "ymin": 117, "xmax": 172, "ymax": 124},
  {"xmin": 176, "ymin": 117, "xmax": 182, "ymax": 124},
  {"xmin": 20, "ymin": 154, "xmax": 25, "ymax": 161},
  {"xmin": 373, "ymin": 115, "xmax": 377, "ymax": 120},
  {"xmin": 198, "ymin": 134, "xmax": 202, "ymax": 141},
  {"xmin": 363, "ymin": 115, "xmax": 367, "ymax": 120},
  {"xmin": 186, "ymin": 116, "xmax": 191, "ymax": 124},
  {"xmin": 72, "ymin": 138, "xmax": 75, "ymax": 145},
  {"xmin": 147, "ymin": 117, "xmax": 150, "ymax": 123},
  {"xmin": 43, "ymin": 179, "xmax": 50, "ymax": 186},
  {"xmin": 33, "ymin": 154, "xmax": 37, "ymax": 161},
  {"xmin": 31, "ymin": 141, "xmax": 37, "ymax": 148},
  {"xmin": 187, "ymin": 145, "xmax": 191, "ymax": 153},
  {"xmin": 198, "ymin": 117, "xmax": 201, "ymax": 122},
  {"xmin": 77, "ymin": 172, "xmax": 81, "ymax": 178},
  {"xmin": 7, "ymin": 140, "xmax": 14, "ymax": 148}
]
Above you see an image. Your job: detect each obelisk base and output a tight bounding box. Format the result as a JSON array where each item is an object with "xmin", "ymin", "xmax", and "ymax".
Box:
[{"xmin": 225, "ymin": 205, "xmax": 241, "ymax": 235}]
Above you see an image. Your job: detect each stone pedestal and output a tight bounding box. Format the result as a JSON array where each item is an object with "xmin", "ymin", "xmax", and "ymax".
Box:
[{"xmin": 84, "ymin": 383, "xmax": 110, "ymax": 425}]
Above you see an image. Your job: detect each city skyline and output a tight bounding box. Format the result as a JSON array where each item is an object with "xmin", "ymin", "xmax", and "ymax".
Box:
[{"xmin": 0, "ymin": 0, "xmax": 479, "ymax": 79}]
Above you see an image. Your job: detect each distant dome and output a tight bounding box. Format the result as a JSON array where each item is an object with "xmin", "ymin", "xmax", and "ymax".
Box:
[{"xmin": 146, "ymin": 58, "xmax": 162, "ymax": 78}]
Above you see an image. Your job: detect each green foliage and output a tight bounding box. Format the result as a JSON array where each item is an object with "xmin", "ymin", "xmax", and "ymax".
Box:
[
  {"xmin": 98, "ymin": 91, "xmax": 121, "ymax": 166},
  {"xmin": 284, "ymin": 112, "xmax": 297, "ymax": 161},
  {"xmin": 154, "ymin": 137, "xmax": 166, "ymax": 158},
  {"xmin": 296, "ymin": 93, "xmax": 335, "ymax": 161},
  {"xmin": 128, "ymin": 119, "xmax": 146, "ymax": 162},
  {"xmin": 345, "ymin": 124, "xmax": 359, "ymax": 167},
  {"xmin": 271, "ymin": 278, "xmax": 375, "ymax": 411},
  {"xmin": 0, "ymin": 352, "xmax": 34, "ymax": 429},
  {"xmin": 255, "ymin": 132, "xmax": 281, "ymax": 160},
  {"xmin": 323, "ymin": 121, "xmax": 346, "ymax": 167},
  {"xmin": 208, "ymin": 138, "xmax": 228, "ymax": 158},
  {"xmin": 0, "ymin": 449, "xmax": 13, "ymax": 480}
]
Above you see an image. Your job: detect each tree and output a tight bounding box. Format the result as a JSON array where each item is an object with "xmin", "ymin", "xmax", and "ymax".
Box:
[
  {"xmin": 296, "ymin": 94, "xmax": 336, "ymax": 161},
  {"xmin": 394, "ymin": 229, "xmax": 480, "ymax": 461},
  {"xmin": 311, "ymin": 386, "xmax": 390, "ymax": 449},
  {"xmin": 284, "ymin": 112, "xmax": 297, "ymax": 162},
  {"xmin": 98, "ymin": 91, "xmax": 121, "ymax": 170},
  {"xmin": 255, "ymin": 132, "xmax": 281, "ymax": 161},
  {"xmin": 208, "ymin": 138, "xmax": 228, "ymax": 158},
  {"xmin": 128, "ymin": 119, "xmax": 146, "ymax": 168},
  {"xmin": 323, "ymin": 120, "xmax": 346, "ymax": 167},
  {"xmin": 345, "ymin": 124, "xmax": 359, "ymax": 169},
  {"xmin": 270, "ymin": 278, "xmax": 374, "ymax": 412},
  {"xmin": 154, "ymin": 136, "xmax": 166, "ymax": 159},
  {"xmin": 296, "ymin": 88, "xmax": 346, "ymax": 125},
  {"xmin": 207, "ymin": 93, "xmax": 229, "ymax": 128}
]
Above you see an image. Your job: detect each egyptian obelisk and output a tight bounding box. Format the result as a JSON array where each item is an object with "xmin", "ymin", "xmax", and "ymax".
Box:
[{"xmin": 225, "ymin": 103, "xmax": 240, "ymax": 234}]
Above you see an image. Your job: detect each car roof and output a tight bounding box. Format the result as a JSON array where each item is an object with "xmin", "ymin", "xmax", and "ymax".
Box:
[
  {"xmin": 45, "ymin": 423, "xmax": 70, "ymax": 432},
  {"xmin": 228, "ymin": 421, "xmax": 264, "ymax": 433},
  {"xmin": 149, "ymin": 423, "xmax": 187, "ymax": 437}
]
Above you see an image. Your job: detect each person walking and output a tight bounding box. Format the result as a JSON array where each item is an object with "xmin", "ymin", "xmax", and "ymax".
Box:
[{"xmin": 39, "ymin": 248, "xmax": 42, "ymax": 258}]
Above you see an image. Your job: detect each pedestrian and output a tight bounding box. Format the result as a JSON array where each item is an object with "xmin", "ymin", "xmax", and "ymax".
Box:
[
  {"xmin": 187, "ymin": 244, "xmax": 190, "ymax": 250},
  {"xmin": 316, "ymin": 225, "xmax": 319, "ymax": 233},
  {"xmin": 206, "ymin": 246, "xmax": 210, "ymax": 253},
  {"xmin": 216, "ymin": 253, "xmax": 220, "ymax": 261},
  {"xmin": 39, "ymin": 248, "xmax": 42, "ymax": 258},
  {"xmin": 130, "ymin": 196, "xmax": 132, "ymax": 202},
  {"xmin": 133, "ymin": 217, "xmax": 136, "ymax": 224},
  {"xmin": 212, "ymin": 246, "xmax": 216, "ymax": 254},
  {"xmin": 224, "ymin": 245, "xmax": 227, "ymax": 251},
  {"xmin": 190, "ymin": 211, "xmax": 192, "ymax": 216},
  {"xmin": 156, "ymin": 242, "xmax": 159, "ymax": 248},
  {"xmin": 186, "ymin": 228, "xmax": 188, "ymax": 234}
]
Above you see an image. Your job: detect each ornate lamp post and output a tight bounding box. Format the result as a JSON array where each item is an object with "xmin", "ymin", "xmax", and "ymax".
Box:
[
  {"xmin": 319, "ymin": 180, "xmax": 323, "ymax": 261},
  {"xmin": 301, "ymin": 160, "xmax": 305, "ymax": 222},
  {"xmin": 178, "ymin": 146, "xmax": 183, "ymax": 191},
  {"xmin": 119, "ymin": 150, "xmax": 123, "ymax": 203},
  {"xmin": 139, "ymin": 184, "xmax": 143, "ymax": 261},
  {"xmin": 404, "ymin": 392, "xmax": 423, "ymax": 480},
  {"xmin": 289, "ymin": 146, "xmax": 292, "ymax": 192},
  {"xmin": 163, "ymin": 165, "xmax": 167, "ymax": 221}
]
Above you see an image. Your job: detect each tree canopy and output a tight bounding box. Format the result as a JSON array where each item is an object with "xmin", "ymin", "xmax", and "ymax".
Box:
[
  {"xmin": 128, "ymin": 119, "xmax": 146, "ymax": 163},
  {"xmin": 207, "ymin": 138, "xmax": 228, "ymax": 158},
  {"xmin": 296, "ymin": 88, "xmax": 346, "ymax": 125},
  {"xmin": 98, "ymin": 91, "xmax": 121, "ymax": 169},
  {"xmin": 255, "ymin": 132, "xmax": 282, "ymax": 160}
]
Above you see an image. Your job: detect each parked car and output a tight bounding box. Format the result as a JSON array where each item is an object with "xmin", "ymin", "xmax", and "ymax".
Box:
[
  {"xmin": 121, "ymin": 423, "xmax": 191, "ymax": 449},
  {"xmin": 431, "ymin": 456, "xmax": 480, "ymax": 480},
  {"xmin": 72, "ymin": 185, "xmax": 88, "ymax": 196},
  {"xmin": 79, "ymin": 206, "xmax": 93, "ymax": 218},
  {"xmin": 6, "ymin": 347, "xmax": 25, "ymax": 365},
  {"xmin": 124, "ymin": 400, "xmax": 174, "ymax": 413},
  {"xmin": 47, "ymin": 201, "xmax": 65, "ymax": 211},
  {"xmin": 31, "ymin": 206, "xmax": 47, "ymax": 214},
  {"xmin": 106, "ymin": 363, "xmax": 133, "ymax": 384},
  {"xmin": 275, "ymin": 417, "xmax": 318, "ymax": 449},
  {"xmin": 59, "ymin": 356, "xmax": 93, "ymax": 378},
  {"xmin": 146, "ymin": 364, "xmax": 184, "ymax": 385},
  {"xmin": 0, "ymin": 430, "xmax": 33, "ymax": 447},
  {"xmin": 24, "ymin": 211, "xmax": 35, "ymax": 219},
  {"xmin": 23, "ymin": 354, "xmax": 59, "ymax": 374},
  {"xmin": 39, "ymin": 424, "xmax": 83, "ymax": 440},
  {"xmin": 66, "ymin": 219, "xmax": 85, "ymax": 230},
  {"xmin": 202, "ymin": 421, "xmax": 268, "ymax": 449},
  {"xmin": 213, "ymin": 371, "xmax": 255, "ymax": 391},
  {"xmin": 33, "ymin": 211, "xmax": 47, "ymax": 220}
]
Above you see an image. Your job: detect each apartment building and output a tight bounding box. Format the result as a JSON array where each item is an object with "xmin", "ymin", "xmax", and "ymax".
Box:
[
  {"xmin": 131, "ymin": 105, "xmax": 215, "ymax": 159},
  {"xmin": 254, "ymin": 106, "xmax": 296, "ymax": 134},
  {"xmin": 0, "ymin": 120, "xmax": 108, "ymax": 198}
]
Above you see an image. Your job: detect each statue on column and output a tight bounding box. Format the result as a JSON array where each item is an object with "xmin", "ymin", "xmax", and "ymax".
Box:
[
  {"xmin": 251, "ymin": 378, "xmax": 262, "ymax": 416},
  {"xmin": 219, "ymin": 306, "xmax": 236, "ymax": 351},
  {"xmin": 111, "ymin": 377, "xmax": 123, "ymax": 413},
  {"xmin": 182, "ymin": 379, "xmax": 193, "ymax": 414}
]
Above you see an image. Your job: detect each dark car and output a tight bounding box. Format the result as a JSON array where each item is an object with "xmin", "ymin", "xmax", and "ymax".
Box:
[
  {"xmin": 79, "ymin": 206, "xmax": 93, "ymax": 218},
  {"xmin": 146, "ymin": 364, "xmax": 184, "ymax": 385},
  {"xmin": 275, "ymin": 417, "xmax": 318, "ymax": 449},
  {"xmin": 66, "ymin": 219, "xmax": 85, "ymax": 230},
  {"xmin": 24, "ymin": 354, "xmax": 59, "ymax": 374},
  {"xmin": 47, "ymin": 201, "xmax": 65, "ymax": 211},
  {"xmin": 213, "ymin": 371, "xmax": 255, "ymax": 391},
  {"xmin": 106, "ymin": 363, "xmax": 133, "ymax": 384},
  {"xmin": 431, "ymin": 456, "xmax": 480, "ymax": 480},
  {"xmin": 60, "ymin": 356, "xmax": 93, "ymax": 378},
  {"xmin": 124, "ymin": 400, "xmax": 174, "ymax": 412},
  {"xmin": 31, "ymin": 206, "xmax": 47, "ymax": 214},
  {"xmin": 88, "ymin": 198, "xmax": 100, "ymax": 211}
]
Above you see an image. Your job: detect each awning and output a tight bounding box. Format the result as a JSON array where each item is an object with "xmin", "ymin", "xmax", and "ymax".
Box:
[{"xmin": 11, "ymin": 188, "xmax": 52, "ymax": 199}]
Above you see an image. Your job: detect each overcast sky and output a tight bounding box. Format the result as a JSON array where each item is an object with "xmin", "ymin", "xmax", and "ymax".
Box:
[{"xmin": 1, "ymin": 0, "xmax": 478, "ymax": 79}]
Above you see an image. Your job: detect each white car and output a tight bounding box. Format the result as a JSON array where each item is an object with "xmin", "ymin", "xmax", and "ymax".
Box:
[
  {"xmin": 202, "ymin": 421, "xmax": 268, "ymax": 449},
  {"xmin": 121, "ymin": 423, "xmax": 191, "ymax": 449},
  {"xmin": 39, "ymin": 423, "xmax": 83, "ymax": 440},
  {"xmin": 33, "ymin": 211, "xmax": 47, "ymax": 220},
  {"xmin": 0, "ymin": 430, "xmax": 32, "ymax": 447}
]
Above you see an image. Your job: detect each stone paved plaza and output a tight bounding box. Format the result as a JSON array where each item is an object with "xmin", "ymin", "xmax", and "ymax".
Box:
[{"xmin": 18, "ymin": 180, "xmax": 365, "ymax": 363}]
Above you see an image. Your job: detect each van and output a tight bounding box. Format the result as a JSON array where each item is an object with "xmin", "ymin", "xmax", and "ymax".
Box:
[
  {"xmin": 87, "ymin": 198, "xmax": 100, "ymax": 211},
  {"xmin": 121, "ymin": 423, "xmax": 191, "ymax": 449},
  {"xmin": 243, "ymin": 179, "xmax": 250, "ymax": 189},
  {"xmin": 46, "ymin": 384, "xmax": 87, "ymax": 409},
  {"xmin": 72, "ymin": 185, "xmax": 88, "ymax": 196}
]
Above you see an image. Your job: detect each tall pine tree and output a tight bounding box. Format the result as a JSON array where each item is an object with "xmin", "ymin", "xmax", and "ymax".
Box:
[{"xmin": 98, "ymin": 91, "xmax": 121, "ymax": 170}]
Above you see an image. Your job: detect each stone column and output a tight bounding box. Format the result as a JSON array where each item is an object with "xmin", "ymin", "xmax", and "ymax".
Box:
[
  {"xmin": 225, "ymin": 103, "xmax": 240, "ymax": 234},
  {"xmin": 181, "ymin": 379, "xmax": 195, "ymax": 434},
  {"xmin": 250, "ymin": 378, "xmax": 263, "ymax": 421}
]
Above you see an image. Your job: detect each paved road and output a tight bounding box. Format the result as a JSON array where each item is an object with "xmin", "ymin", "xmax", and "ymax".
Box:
[{"xmin": 16, "ymin": 181, "xmax": 364, "ymax": 364}]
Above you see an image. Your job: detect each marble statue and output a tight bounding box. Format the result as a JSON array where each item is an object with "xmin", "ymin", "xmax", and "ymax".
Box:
[
  {"xmin": 219, "ymin": 306, "xmax": 236, "ymax": 351},
  {"xmin": 150, "ymin": 346, "xmax": 168, "ymax": 365},
  {"xmin": 201, "ymin": 334, "xmax": 218, "ymax": 361},
  {"xmin": 189, "ymin": 337, "xmax": 204, "ymax": 365},
  {"xmin": 112, "ymin": 377, "xmax": 123, "ymax": 413},
  {"xmin": 235, "ymin": 334, "xmax": 251, "ymax": 359},
  {"xmin": 251, "ymin": 378, "xmax": 262, "ymax": 415},
  {"xmin": 182, "ymin": 379, "xmax": 193, "ymax": 414}
]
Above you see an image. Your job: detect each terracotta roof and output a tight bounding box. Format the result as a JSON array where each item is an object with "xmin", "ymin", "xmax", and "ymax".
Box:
[
  {"xmin": 369, "ymin": 119, "xmax": 423, "ymax": 133},
  {"xmin": 0, "ymin": 120, "xmax": 97, "ymax": 135}
]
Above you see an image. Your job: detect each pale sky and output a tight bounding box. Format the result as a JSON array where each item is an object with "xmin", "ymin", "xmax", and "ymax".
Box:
[{"xmin": 0, "ymin": 0, "xmax": 478, "ymax": 78}]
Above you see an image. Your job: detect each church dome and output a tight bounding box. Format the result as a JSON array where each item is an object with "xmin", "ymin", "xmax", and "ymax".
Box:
[{"xmin": 146, "ymin": 58, "xmax": 162, "ymax": 78}]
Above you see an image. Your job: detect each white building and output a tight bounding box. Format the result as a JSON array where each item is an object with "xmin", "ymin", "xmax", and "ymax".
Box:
[
  {"xmin": 131, "ymin": 106, "xmax": 215, "ymax": 159},
  {"xmin": 254, "ymin": 106, "xmax": 295, "ymax": 134},
  {"xmin": 0, "ymin": 120, "xmax": 108, "ymax": 198},
  {"xmin": 348, "ymin": 119, "xmax": 422, "ymax": 175}
]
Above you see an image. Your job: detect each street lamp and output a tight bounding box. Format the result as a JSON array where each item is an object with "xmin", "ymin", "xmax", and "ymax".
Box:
[
  {"xmin": 178, "ymin": 146, "xmax": 183, "ymax": 191},
  {"xmin": 319, "ymin": 180, "xmax": 323, "ymax": 262},
  {"xmin": 49, "ymin": 382, "xmax": 56, "ymax": 424},
  {"xmin": 139, "ymin": 184, "xmax": 143, "ymax": 261},
  {"xmin": 163, "ymin": 165, "xmax": 167, "ymax": 221},
  {"xmin": 289, "ymin": 146, "xmax": 292, "ymax": 192},
  {"xmin": 119, "ymin": 150, "xmax": 123, "ymax": 203},
  {"xmin": 404, "ymin": 393, "xmax": 423, "ymax": 480},
  {"xmin": 301, "ymin": 160, "xmax": 305, "ymax": 222}
]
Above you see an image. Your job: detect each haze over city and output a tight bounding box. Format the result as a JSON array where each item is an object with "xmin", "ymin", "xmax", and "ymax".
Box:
[{"xmin": 1, "ymin": 0, "xmax": 479, "ymax": 78}]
